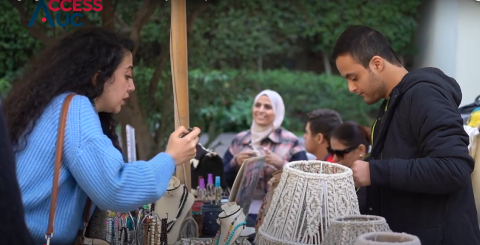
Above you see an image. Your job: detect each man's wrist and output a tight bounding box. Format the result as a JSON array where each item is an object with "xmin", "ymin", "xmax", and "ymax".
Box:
[{"xmin": 369, "ymin": 159, "xmax": 391, "ymax": 186}]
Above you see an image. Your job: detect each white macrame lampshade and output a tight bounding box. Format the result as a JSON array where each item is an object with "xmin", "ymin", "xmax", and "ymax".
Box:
[
  {"xmin": 354, "ymin": 232, "xmax": 421, "ymax": 245},
  {"xmin": 256, "ymin": 160, "xmax": 360, "ymax": 245},
  {"xmin": 323, "ymin": 215, "xmax": 391, "ymax": 245}
]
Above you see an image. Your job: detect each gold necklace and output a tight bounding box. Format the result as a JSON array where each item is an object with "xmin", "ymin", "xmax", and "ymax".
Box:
[{"xmin": 356, "ymin": 187, "xmax": 360, "ymax": 192}]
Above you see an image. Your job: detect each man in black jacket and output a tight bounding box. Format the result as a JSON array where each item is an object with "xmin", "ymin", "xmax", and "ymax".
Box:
[
  {"xmin": 0, "ymin": 105, "xmax": 34, "ymax": 244},
  {"xmin": 331, "ymin": 25, "xmax": 480, "ymax": 244}
]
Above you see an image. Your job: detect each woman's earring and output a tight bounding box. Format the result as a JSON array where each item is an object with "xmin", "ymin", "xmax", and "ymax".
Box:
[{"xmin": 359, "ymin": 154, "xmax": 363, "ymax": 159}]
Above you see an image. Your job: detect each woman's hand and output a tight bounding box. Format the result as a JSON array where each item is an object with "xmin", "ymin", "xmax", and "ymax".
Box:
[
  {"xmin": 234, "ymin": 150, "xmax": 256, "ymax": 167},
  {"xmin": 165, "ymin": 126, "xmax": 201, "ymax": 165},
  {"xmin": 264, "ymin": 165, "xmax": 278, "ymax": 177},
  {"xmin": 264, "ymin": 149, "xmax": 284, "ymax": 169}
]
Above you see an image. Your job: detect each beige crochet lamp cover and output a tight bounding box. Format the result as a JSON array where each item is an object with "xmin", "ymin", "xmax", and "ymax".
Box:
[
  {"xmin": 256, "ymin": 160, "xmax": 360, "ymax": 245},
  {"xmin": 354, "ymin": 232, "xmax": 421, "ymax": 245},
  {"xmin": 323, "ymin": 215, "xmax": 391, "ymax": 245}
]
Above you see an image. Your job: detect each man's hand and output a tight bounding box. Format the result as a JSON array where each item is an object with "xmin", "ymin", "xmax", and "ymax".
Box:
[{"xmin": 351, "ymin": 160, "xmax": 371, "ymax": 188}]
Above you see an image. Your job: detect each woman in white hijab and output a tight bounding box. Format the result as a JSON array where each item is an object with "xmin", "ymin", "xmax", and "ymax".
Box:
[
  {"xmin": 222, "ymin": 90, "xmax": 308, "ymax": 228},
  {"xmin": 222, "ymin": 89, "xmax": 308, "ymax": 187}
]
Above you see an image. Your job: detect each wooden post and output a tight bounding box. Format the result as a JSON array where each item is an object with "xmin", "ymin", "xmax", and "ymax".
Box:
[{"xmin": 170, "ymin": 0, "xmax": 191, "ymax": 191}]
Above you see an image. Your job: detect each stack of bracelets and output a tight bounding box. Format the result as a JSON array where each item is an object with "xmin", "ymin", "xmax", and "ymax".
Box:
[
  {"xmin": 105, "ymin": 217, "xmax": 115, "ymax": 243},
  {"xmin": 104, "ymin": 212, "xmax": 136, "ymax": 245},
  {"xmin": 160, "ymin": 217, "xmax": 168, "ymax": 245},
  {"xmin": 103, "ymin": 204, "xmax": 197, "ymax": 245}
]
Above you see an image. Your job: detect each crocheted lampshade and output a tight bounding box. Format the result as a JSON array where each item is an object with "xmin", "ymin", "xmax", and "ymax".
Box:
[
  {"xmin": 256, "ymin": 160, "xmax": 360, "ymax": 245},
  {"xmin": 354, "ymin": 232, "xmax": 421, "ymax": 245},
  {"xmin": 323, "ymin": 215, "xmax": 391, "ymax": 245},
  {"xmin": 256, "ymin": 169, "xmax": 283, "ymax": 230}
]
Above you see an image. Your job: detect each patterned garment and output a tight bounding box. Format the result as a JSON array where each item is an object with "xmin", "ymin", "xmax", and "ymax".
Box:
[
  {"xmin": 228, "ymin": 127, "xmax": 305, "ymax": 163},
  {"xmin": 223, "ymin": 127, "xmax": 307, "ymax": 190},
  {"xmin": 255, "ymin": 170, "xmax": 283, "ymax": 231}
]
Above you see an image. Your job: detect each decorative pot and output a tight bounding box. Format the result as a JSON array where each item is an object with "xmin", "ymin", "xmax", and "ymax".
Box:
[
  {"xmin": 354, "ymin": 232, "xmax": 421, "ymax": 245},
  {"xmin": 322, "ymin": 215, "xmax": 391, "ymax": 245}
]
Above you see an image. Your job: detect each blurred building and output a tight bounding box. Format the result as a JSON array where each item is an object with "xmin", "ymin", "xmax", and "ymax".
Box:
[{"xmin": 414, "ymin": 0, "xmax": 480, "ymax": 106}]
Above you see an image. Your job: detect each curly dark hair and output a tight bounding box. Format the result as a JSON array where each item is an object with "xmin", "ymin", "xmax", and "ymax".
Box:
[{"xmin": 2, "ymin": 26, "xmax": 134, "ymax": 152}]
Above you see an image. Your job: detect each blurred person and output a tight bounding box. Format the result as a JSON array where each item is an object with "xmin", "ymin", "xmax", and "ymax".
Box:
[
  {"xmin": 223, "ymin": 89, "xmax": 308, "ymax": 188},
  {"xmin": 0, "ymin": 107, "xmax": 34, "ymax": 244},
  {"xmin": 2, "ymin": 26, "xmax": 200, "ymax": 244},
  {"xmin": 303, "ymin": 109, "xmax": 342, "ymax": 162},
  {"xmin": 332, "ymin": 25, "xmax": 480, "ymax": 244},
  {"xmin": 329, "ymin": 121, "xmax": 371, "ymax": 214},
  {"xmin": 222, "ymin": 90, "xmax": 308, "ymax": 226}
]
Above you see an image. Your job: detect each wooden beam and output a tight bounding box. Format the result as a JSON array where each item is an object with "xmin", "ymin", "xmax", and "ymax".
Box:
[{"xmin": 170, "ymin": 0, "xmax": 191, "ymax": 191}]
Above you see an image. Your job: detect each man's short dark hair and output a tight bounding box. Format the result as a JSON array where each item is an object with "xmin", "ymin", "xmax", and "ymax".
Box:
[
  {"xmin": 306, "ymin": 109, "xmax": 342, "ymax": 142},
  {"xmin": 331, "ymin": 25, "xmax": 402, "ymax": 68}
]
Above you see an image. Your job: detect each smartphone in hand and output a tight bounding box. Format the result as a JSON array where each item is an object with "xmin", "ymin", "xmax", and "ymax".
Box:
[{"xmin": 179, "ymin": 127, "xmax": 194, "ymax": 138}]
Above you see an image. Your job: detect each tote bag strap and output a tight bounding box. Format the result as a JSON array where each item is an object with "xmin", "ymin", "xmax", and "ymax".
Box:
[{"xmin": 45, "ymin": 94, "xmax": 92, "ymax": 244}]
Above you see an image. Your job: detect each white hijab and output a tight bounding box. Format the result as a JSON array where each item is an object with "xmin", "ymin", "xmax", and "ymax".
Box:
[{"xmin": 250, "ymin": 90, "xmax": 285, "ymax": 148}]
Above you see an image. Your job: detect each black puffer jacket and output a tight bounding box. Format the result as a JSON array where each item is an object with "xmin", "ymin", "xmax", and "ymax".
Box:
[{"xmin": 366, "ymin": 67, "xmax": 480, "ymax": 245}]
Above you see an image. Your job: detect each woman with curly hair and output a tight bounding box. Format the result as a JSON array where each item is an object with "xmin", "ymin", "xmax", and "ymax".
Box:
[{"xmin": 2, "ymin": 26, "xmax": 200, "ymax": 244}]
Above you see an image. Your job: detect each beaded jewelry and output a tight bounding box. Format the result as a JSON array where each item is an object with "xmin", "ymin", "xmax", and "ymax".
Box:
[
  {"xmin": 144, "ymin": 218, "xmax": 150, "ymax": 245},
  {"xmin": 149, "ymin": 217, "xmax": 159, "ymax": 245},
  {"xmin": 105, "ymin": 217, "xmax": 114, "ymax": 243},
  {"xmin": 166, "ymin": 185, "xmax": 189, "ymax": 232},
  {"xmin": 160, "ymin": 216, "xmax": 168, "ymax": 245},
  {"xmin": 120, "ymin": 226, "xmax": 128, "ymax": 245},
  {"xmin": 213, "ymin": 221, "xmax": 247, "ymax": 245},
  {"xmin": 223, "ymin": 215, "xmax": 239, "ymax": 243},
  {"xmin": 114, "ymin": 213, "xmax": 122, "ymax": 244},
  {"xmin": 213, "ymin": 206, "xmax": 246, "ymax": 245}
]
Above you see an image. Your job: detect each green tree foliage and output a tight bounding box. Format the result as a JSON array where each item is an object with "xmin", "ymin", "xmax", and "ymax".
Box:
[
  {"xmin": 186, "ymin": 69, "xmax": 377, "ymax": 134},
  {"xmin": 1, "ymin": 0, "xmax": 422, "ymax": 156},
  {"xmin": 0, "ymin": 1, "xmax": 41, "ymax": 93}
]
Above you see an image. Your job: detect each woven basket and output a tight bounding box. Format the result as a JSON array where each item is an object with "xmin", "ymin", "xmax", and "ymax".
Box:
[
  {"xmin": 256, "ymin": 160, "xmax": 360, "ymax": 245},
  {"xmin": 322, "ymin": 215, "xmax": 391, "ymax": 245},
  {"xmin": 255, "ymin": 169, "xmax": 283, "ymax": 230},
  {"xmin": 354, "ymin": 232, "xmax": 421, "ymax": 245}
]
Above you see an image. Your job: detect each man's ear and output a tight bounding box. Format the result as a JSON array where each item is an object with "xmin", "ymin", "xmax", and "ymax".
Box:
[
  {"xmin": 315, "ymin": 133, "xmax": 325, "ymax": 145},
  {"xmin": 370, "ymin": 55, "xmax": 385, "ymax": 72}
]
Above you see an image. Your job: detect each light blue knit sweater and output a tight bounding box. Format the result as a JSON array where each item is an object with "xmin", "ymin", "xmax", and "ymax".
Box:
[{"xmin": 15, "ymin": 93, "xmax": 175, "ymax": 245}]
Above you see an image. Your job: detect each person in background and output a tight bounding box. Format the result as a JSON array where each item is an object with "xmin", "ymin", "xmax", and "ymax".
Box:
[
  {"xmin": 2, "ymin": 27, "xmax": 200, "ymax": 244},
  {"xmin": 329, "ymin": 121, "xmax": 371, "ymax": 214},
  {"xmin": 222, "ymin": 89, "xmax": 308, "ymax": 227},
  {"xmin": 303, "ymin": 109, "xmax": 342, "ymax": 162},
  {"xmin": 332, "ymin": 25, "xmax": 480, "ymax": 244},
  {"xmin": 0, "ymin": 108, "xmax": 34, "ymax": 245},
  {"xmin": 223, "ymin": 89, "xmax": 308, "ymax": 188}
]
